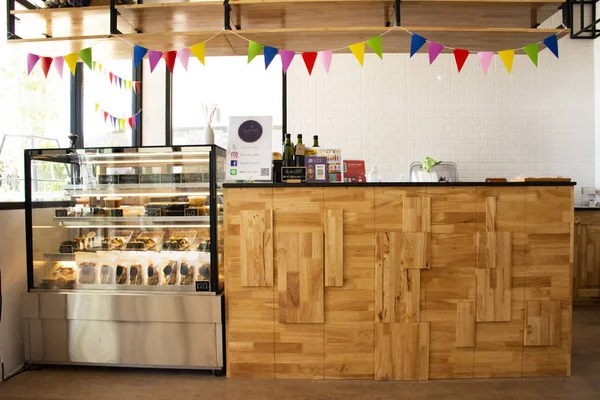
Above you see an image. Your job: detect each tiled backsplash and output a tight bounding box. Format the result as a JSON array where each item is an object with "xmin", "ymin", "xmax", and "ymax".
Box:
[{"xmin": 287, "ymin": 28, "xmax": 595, "ymax": 202}]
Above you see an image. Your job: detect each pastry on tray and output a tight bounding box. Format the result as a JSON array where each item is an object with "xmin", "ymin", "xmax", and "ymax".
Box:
[
  {"xmin": 102, "ymin": 237, "xmax": 125, "ymax": 250},
  {"xmin": 128, "ymin": 237, "xmax": 156, "ymax": 250},
  {"xmin": 162, "ymin": 236, "xmax": 189, "ymax": 251}
]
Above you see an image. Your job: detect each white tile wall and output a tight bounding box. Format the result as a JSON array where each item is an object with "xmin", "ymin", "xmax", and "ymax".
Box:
[{"xmin": 287, "ymin": 29, "xmax": 595, "ymax": 201}]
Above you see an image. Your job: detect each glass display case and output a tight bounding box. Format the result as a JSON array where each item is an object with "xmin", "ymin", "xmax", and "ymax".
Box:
[{"xmin": 24, "ymin": 145, "xmax": 226, "ymax": 295}]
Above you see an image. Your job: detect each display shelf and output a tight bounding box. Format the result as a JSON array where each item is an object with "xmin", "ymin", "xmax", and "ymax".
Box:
[
  {"xmin": 52, "ymin": 215, "xmax": 221, "ymax": 227},
  {"xmin": 43, "ymin": 252, "xmax": 76, "ymax": 261},
  {"xmin": 64, "ymin": 182, "xmax": 213, "ymax": 190}
]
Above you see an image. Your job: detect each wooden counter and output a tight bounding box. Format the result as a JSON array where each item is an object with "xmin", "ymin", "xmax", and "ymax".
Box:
[
  {"xmin": 574, "ymin": 209, "xmax": 600, "ymax": 300},
  {"xmin": 224, "ymin": 183, "xmax": 574, "ymax": 380}
]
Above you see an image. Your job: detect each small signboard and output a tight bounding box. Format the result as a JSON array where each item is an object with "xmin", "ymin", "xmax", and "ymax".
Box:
[
  {"xmin": 55, "ymin": 209, "xmax": 68, "ymax": 218},
  {"xmin": 99, "ymin": 175, "xmax": 118, "ymax": 185},
  {"xmin": 282, "ymin": 167, "xmax": 307, "ymax": 183},
  {"xmin": 118, "ymin": 174, "xmax": 140, "ymax": 184},
  {"xmin": 106, "ymin": 209, "xmax": 123, "ymax": 217},
  {"xmin": 140, "ymin": 174, "xmax": 161, "ymax": 184},
  {"xmin": 161, "ymin": 173, "xmax": 182, "ymax": 184},
  {"xmin": 59, "ymin": 244, "xmax": 73, "ymax": 254},
  {"xmin": 196, "ymin": 281, "xmax": 211, "ymax": 292},
  {"xmin": 185, "ymin": 208, "xmax": 199, "ymax": 217},
  {"xmin": 226, "ymin": 116, "xmax": 273, "ymax": 181}
]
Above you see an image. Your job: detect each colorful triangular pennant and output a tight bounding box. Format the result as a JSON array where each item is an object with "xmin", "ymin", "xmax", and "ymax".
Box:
[
  {"xmin": 453, "ymin": 49, "xmax": 469, "ymax": 72},
  {"xmin": 543, "ymin": 34, "xmax": 559, "ymax": 58},
  {"xmin": 349, "ymin": 42, "xmax": 365, "ymax": 66},
  {"xmin": 248, "ymin": 41, "xmax": 263, "ymax": 64},
  {"xmin": 523, "ymin": 43, "xmax": 539, "ymax": 67},
  {"xmin": 366, "ymin": 36, "xmax": 383, "ymax": 59},
  {"xmin": 410, "ymin": 34, "xmax": 427, "ymax": 57},
  {"xmin": 134, "ymin": 45, "xmax": 148, "ymax": 68},
  {"xmin": 164, "ymin": 50, "xmax": 177, "ymax": 73},
  {"xmin": 302, "ymin": 52, "xmax": 318, "ymax": 75},
  {"xmin": 428, "ymin": 42, "xmax": 443, "ymax": 65},
  {"xmin": 78, "ymin": 48, "xmax": 93, "ymax": 70},
  {"xmin": 53, "ymin": 56, "xmax": 64, "ymax": 78},
  {"xmin": 27, "ymin": 54, "xmax": 39, "ymax": 75},
  {"xmin": 190, "ymin": 42, "xmax": 205, "ymax": 65},
  {"xmin": 478, "ymin": 52, "xmax": 493, "ymax": 75},
  {"xmin": 280, "ymin": 50, "xmax": 295, "ymax": 74},
  {"xmin": 40, "ymin": 57, "xmax": 53, "ymax": 78},
  {"xmin": 319, "ymin": 50, "xmax": 333, "ymax": 73},
  {"xmin": 148, "ymin": 50, "xmax": 163, "ymax": 73},
  {"xmin": 264, "ymin": 46, "xmax": 278, "ymax": 69},
  {"xmin": 177, "ymin": 48, "xmax": 190, "ymax": 71},
  {"xmin": 64, "ymin": 53, "xmax": 78, "ymax": 76},
  {"xmin": 498, "ymin": 49, "xmax": 515, "ymax": 73}
]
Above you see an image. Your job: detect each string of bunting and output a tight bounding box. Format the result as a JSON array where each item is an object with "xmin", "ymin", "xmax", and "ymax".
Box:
[
  {"xmin": 92, "ymin": 61, "xmax": 141, "ymax": 93},
  {"xmin": 25, "ymin": 28, "xmax": 563, "ymax": 78},
  {"xmin": 94, "ymin": 102, "xmax": 141, "ymax": 130}
]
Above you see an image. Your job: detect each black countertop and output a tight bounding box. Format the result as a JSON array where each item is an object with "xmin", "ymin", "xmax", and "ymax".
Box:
[{"xmin": 223, "ymin": 181, "xmax": 577, "ymax": 188}]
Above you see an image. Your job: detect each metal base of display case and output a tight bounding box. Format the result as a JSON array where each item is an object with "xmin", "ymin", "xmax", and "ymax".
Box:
[{"xmin": 21, "ymin": 291, "xmax": 224, "ymax": 370}]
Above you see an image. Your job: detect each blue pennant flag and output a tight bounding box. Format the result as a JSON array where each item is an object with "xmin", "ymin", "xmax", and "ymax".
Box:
[
  {"xmin": 543, "ymin": 34, "xmax": 559, "ymax": 59},
  {"xmin": 133, "ymin": 46, "xmax": 149, "ymax": 68},
  {"xmin": 410, "ymin": 34, "xmax": 427, "ymax": 58},
  {"xmin": 118, "ymin": 77, "xmax": 123, "ymax": 88},
  {"xmin": 264, "ymin": 46, "xmax": 279, "ymax": 69}
]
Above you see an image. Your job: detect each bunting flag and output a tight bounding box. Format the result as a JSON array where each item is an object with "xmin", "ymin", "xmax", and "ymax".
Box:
[
  {"xmin": 40, "ymin": 57, "xmax": 53, "ymax": 78},
  {"xmin": 453, "ymin": 49, "xmax": 469, "ymax": 72},
  {"xmin": 478, "ymin": 52, "xmax": 493, "ymax": 75},
  {"xmin": 177, "ymin": 48, "xmax": 190, "ymax": 71},
  {"xmin": 94, "ymin": 63, "xmax": 140, "ymax": 92},
  {"xmin": 164, "ymin": 50, "xmax": 177, "ymax": 73},
  {"xmin": 543, "ymin": 34, "xmax": 559, "ymax": 58},
  {"xmin": 498, "ymin": 49, "xmax": 515, "ymax": 73},
  {"xmin": 428, "ymin": 42, "xmax": 443, "ymax": 65},
  {"xmin": 248, "ymin": 41, "xmax": 263, "ymax": 64},
  {"xmin": 264, "ymin": 46, "xmax": 279, "ymax": 69},
  {"xmin": 78, "ymin": 48, "xmax": 93, "ymax": 70},
  {"xmin": 95, "ymin": 103, "xmax": 141, "ymax": 130},
  {"xmin": 103, "ymin": 111, "xmax": 108, "ymax": 122},
  {"xmin": 64, "ymin": 53, "xmax": 78, "ymax": 75},
  {"xmin": 27, "ymin": 54, "xmax": 39, "ymax": 75},
  {"xmin": 280, "ymin": 50, "xmax": 295, "ymax": 74},
  {"xmin": 319, "ymin": 50, "xmax": 333, "ymax": 73},
  {"xmin": 148, "ymin": 50, "xmax": 163, "ymax": 72},
  {"xmin": 54, "ymin": 56, "xmax": 64, "ymax": 78},
  {"xmin": 302, "ymin": 52, "xmax": 318, "ymax": 75},
  {"xmin": 133, "ymin": 45, "xmax": 148, "ymax": 68},
  {"xmin": 189, "ymin": 42, "xmax": 205, "ymax": 65},
  {"xmin": 109, "ymin": 72, "xmax": 113, "ymax": 84},
  {"xmin": 349, "ymin": 42, "xmax": 365, "ymax": 66},
  {"xmin": 410, "ymin": 34, "xmax": 427, "ymax": 57},
  {"xmin": 523, "ymin": 43, "xmax": 539, "ymax": 67},
  {"xmin": 366, "ymin": 36, "xmax": 383, "ymax": 59}
]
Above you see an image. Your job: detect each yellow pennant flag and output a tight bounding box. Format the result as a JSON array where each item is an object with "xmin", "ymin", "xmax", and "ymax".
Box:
[
  {"xmin": 64, "ymin": 53, "xmax": 78, "ymax": 75},
  {"xmin": 498, "ymin": 49, "xmax": 515, "ymax": 74},
  {"xmin": 190, "ymin": 42, "xmax": 205, "ymax": 65},
  {"xmin": 95, "ymin": 103, "xmax": 99, "ymax": 112},
  {"xmin": 349, "ymin": 42, "xmax": 365, "ymax": 66},
  {"xmin": 98, "ymin": 63, "xmax": 103, "ymax": 72}
]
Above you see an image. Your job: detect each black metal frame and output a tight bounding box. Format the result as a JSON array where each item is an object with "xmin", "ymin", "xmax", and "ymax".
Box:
[
  {"xmin": 132, "ymin": 61, "xmax": 143, "ymax": 147},
  {"xmin": 570, "ymin": 0, "xmax": 600, "ymax": 39},
  {"xmin": 165, "ymin": 68, "xmax": 173, "ymax": 146},
  {"xmin": 70, "ymin": 63, "xmax": 84, "ymax": 149},
  {"xmin": 23, "ymin": 144, "xmax": 226, "ymax": 294}
]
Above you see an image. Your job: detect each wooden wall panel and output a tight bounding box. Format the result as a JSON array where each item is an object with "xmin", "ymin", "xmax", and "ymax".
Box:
[
  {"xmin": 522, "ymin": 187, "xmax": 573, "ymax": 378},
  {"xmin": 241, "ymin": 210, "xmax": 273, "ymax": 287},
  {"xmin": 277, "ymin": 232, "xmax": 324, "ymax": 324},
  {"xmin": 573, "ymin": 212, "xmax": 600, "ymax": 299},
  {"xmin": 456, "ymin": 302, "xmax": 475, "ymax": 348},
  {"xmin": 275, "ymin": 323, "xmax": 324, "ymax": 379},
  {"xmin": 325, "ymin": 209, "xmax": 344, "ymax": 287},
  {"xmin": 225, "ymin": 188, "xmax": 275, "ymax": 378},
  {"xmin": 374, "ymin": 187, "xmax": 427, "ymax": 232},
  {"xmin": 324, "ymin": 188, "xmax": 375, "ymax": 379},
  {"xmin": 428, "ymin": 187, "xmax": 478, "ymax": 234},
  {"xmin": 402, "ymin": 232, "xmax": 430, "ymax": 269},
  {"xmin": 524, "ymin": 300, "xmax": 561, "ymax": 346},
  {"xmin": 375, "ymin": 323, "xmax": 429, "ymax": 381},
  {"xmin": 403, "ymin": 197, "xmax": 431, "ymax": 232}
]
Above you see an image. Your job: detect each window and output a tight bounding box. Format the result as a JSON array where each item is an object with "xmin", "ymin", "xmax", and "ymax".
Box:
[
  {"xmin": 0, "ymin": 2, "xmax": 71, "ymax": 201},
  {"xmin": 83, "ymin": 60, "xmax": 134, "ymax": 148},
  {"xmin": 172, "ymin": 56, "xmax": 282, "ymax": 150}
]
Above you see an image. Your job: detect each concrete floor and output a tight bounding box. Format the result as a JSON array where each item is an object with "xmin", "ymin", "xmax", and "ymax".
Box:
[{"xmin": 0, "ymin": 306, "xmax": 598, "ymax": 400}]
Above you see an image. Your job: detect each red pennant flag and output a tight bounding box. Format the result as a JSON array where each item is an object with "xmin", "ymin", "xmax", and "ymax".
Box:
[
  {"xmin": 109, "ymin": 72, "xmax": 114, "ymax": 84},
  {"xmin": 40, "ymin": 57, "xmax": 53, "ymax": 78},
  {"xmin": 135, "ymin": 82, "xmax": 141, "ymax": 93},
  {"xmin": 164, "ymin": 51, "xmax": 177, "ymax": 73},
  {"xmin": 302, "ymin": 52, "xmax": 318, "ymax": 75},
  {"xmin": 453, "ymin": 49, "xmax": 469, "ymax": 73},
  {"xmin": 128, "ymin": 117, "xmax": 133, "ymax": 129},
  {"xmin": 103, "ymin": 111, "xmax": 108, "ymax": 122}
]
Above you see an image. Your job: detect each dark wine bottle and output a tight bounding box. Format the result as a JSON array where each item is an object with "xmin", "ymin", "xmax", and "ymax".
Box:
[
  {"xmin": 283, "ymin": 133, "xmax": 295, "ymax": 167},
  {"xmin": 313, "ymin": 135, "xmax": 320, "ymax": 147},
  {"xmin": 295, "ymin": 134, "xmax": 305, "ymax": 167}
]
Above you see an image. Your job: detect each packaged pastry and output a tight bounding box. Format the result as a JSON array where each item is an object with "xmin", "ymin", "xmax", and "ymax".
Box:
[
  {"xmin": 146, "ymin": 258, "xmax": 160, "ymax": 286},
  {"xmin": 161, "ymin": 258, "xmax": 179, "ymax": 286},
  {"xmin": 76, "ymin": 253, "xmax": 98, "ymax": 284},
  {"xmin": 43, "ymin": 262, "xmax": 75, "ymax": 289},
  {"xmin": 115, "ymin": 259, "xmax": 129, "ymax": 285},
  {"xmin": 198, "ymin": 263, "xmax": 210, "ymax": 281},
  {"xmin": 198, "ymin": 237, "xmax": 210, "ymax": 252},
  {"xmin": 98, "ymin": 253, "xmax": 117, "ymax": 284},
  {"xmin": 188, "ymin": 196, "xmax": 207, "ymax": 207},
  {"xmin": 128, "ymin": 254, "xmax": 146, "ymax": 286},
  {"xmin": 180, "ymin": 253, "xmax": 199, "ymax": 286}
]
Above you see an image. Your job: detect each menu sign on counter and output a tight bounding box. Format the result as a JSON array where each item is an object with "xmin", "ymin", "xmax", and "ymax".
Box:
[{"xmin": 226, "ymin": 116, "xmax": 273, "ymax": 181}]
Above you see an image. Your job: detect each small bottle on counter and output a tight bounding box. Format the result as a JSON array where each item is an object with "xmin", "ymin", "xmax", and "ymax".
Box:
[
  {"xmin": 283, "ymin": 133, "xmax": 295, "ymax": 167},
  {"xmin": 295, "ymin": 134, "xmax": 305, "ymax": 167},
  {"xmin": 367, "ymin": 166, "xmax": 382, "ymax": 183},
  {"xmin": 313, "ymin": 135, "xmax": 320, "ymax": 147}
]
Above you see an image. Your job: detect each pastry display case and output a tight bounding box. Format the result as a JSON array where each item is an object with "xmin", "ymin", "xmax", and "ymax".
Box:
[
  {"xmin": 21, "ymin": 145, "xmax": 226, "ymax": 372},
  {"xmin": 24, "ymin": 145, "xmax": 225, "ymax": 294}
]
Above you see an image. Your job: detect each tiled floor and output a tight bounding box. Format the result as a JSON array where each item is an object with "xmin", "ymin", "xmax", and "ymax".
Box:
[{"xmin": 1, "ymin": 306, "xmax": 599, "ymax": 400}]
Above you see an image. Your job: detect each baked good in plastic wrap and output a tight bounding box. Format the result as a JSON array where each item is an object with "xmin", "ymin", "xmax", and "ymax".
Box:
[
  {"xmin": 179, "ymin": 253, "xmax": 199, "ymax": 286},
  {"xmin": 161, "ymin": 258, "xmax": 179, "ymax": 285},
  {"xmin": 146, "ymin": 258, "xmax": 160, "ymax": 286},
  {"xmin": 115, "ymin": 260, "xmax": 129, "ymax": 285},
  {"xmin": 76, "ymin": 253, "xmax": 98, "ymax": 284},
  {"xmin": 128, "ymin": 254, "xmax": 146, "ymax": 286},
  {"xmin": 98, "ymin": 253, "xmax": 117, "ymax": 284}
]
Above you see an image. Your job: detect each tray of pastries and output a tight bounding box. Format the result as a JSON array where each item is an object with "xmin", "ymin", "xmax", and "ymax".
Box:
[
  {"xmin": 162, "ymin": 231, "xmax": 196, "ymax": 251},
  {"xmin": 42, "ymin": 262, "xmax": 76, "ymax": 289},
  {"xmin": 126, "ymin": 231, "xmax": 164, "ymax": 251}
]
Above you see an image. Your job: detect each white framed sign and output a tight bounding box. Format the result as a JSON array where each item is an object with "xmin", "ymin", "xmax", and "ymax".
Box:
[{"xmin": 226, "ymin": 116, "xmax": 273, "ymax": 181}]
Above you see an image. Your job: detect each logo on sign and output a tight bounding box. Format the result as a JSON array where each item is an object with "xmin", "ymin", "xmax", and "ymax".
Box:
[
  {"xmin": 238, "ymin": 120, "xmax": 263, "ymax": 143},
  {"xmin": 231, "ymin": 151, "xmax": 238, "ymax": 159},
  {"xmin": 230, "ymin": 169, "xmax": 238, "ymax": 176},
  {"xmin": 230, "ymin": 160, "xmax": 238, "ymax": 167}
]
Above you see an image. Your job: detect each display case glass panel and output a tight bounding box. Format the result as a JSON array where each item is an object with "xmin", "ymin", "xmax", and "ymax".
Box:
[{"xmin": 25, "ymin": 145, "xmax": 225, "ymax": 294}]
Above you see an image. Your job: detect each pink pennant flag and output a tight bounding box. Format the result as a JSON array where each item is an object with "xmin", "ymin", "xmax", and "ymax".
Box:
[
  {"xmin": 478, "ymin": 51, "xmax": 493, "ymax": 75},
  {"xmin": 280, "ymin": 50, "xmax": 295, "ymax": 74},
  {"xmin": 177, "ymin": 48, "xmax": 190, "ymax": 71},
  {"xmin": 148, "ymin": 50, "xmax": 163, "ymax": 73},
  {"xmin": 428, "ymin": 42, "xmax": 444, "ymax": 65},
  {"xmin": 27, "ymin": 53, "xmax": 40, "ymax": 75},
  {"xmin": 53, "ymin": 56, "xmax": 65, "ymax": 78},
  {"xmin": 318, "ymin": 50, "xmax": 333, "ymax": 73}
]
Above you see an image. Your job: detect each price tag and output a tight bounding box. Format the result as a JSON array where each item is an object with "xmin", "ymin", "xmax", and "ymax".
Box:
[
  {"xmin": 99, "ymin": 175, "xmax": 118, "ymax": 185},
  {"xmin": 195, "ymin": 281, "xmax": 211, "ymax": 292},
  {"xmin": 55, "ymin": 209, "xmax": 68, "ymax": 218},
  {"xmin": 161, "ymin": 173, "xmax": 181, "ymax": 184},
  {"xmin": 140, "ymin": 174, "xmax": 161, "ymax": 184},
  {"xmin": 182, "ymin": 173, "xmax": 203, "ymax": 183},
  {"xmin": 185, "ymin": 208, "xmax": 199, "ymax": 217},
  {"xmin": 59, "ymin": 244, "xmax": 73, "ymax": 254},
  {"xmin": 281, "ymin": 167, "xmax": 307, "ymax": 183},
  {"xmin": 295, "ymin": 143, "xmax": 306, "ymax": 156},
  {"xmin": 147, "ymin": 208, "xmax": 161, "ymax": 217},
  {"xmin": 107, "ymin": 209, "xmax": 123, "ymax": 217},
  {"xmin": 119, "ymin": 174, "xmax": 139, "ymax": 184}
]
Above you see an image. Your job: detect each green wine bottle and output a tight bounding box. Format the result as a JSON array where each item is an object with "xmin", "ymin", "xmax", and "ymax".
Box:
[
  {"xmin": 313, "ymin": 135, "xmax": 320, "ymax": 147},
  {"xmin": 295, "ymin": 134, "xmax": 305, "ymax": 167},
  {"xmin": 283, "ymin": 133, "xmax": 295, "ymax": 167}
]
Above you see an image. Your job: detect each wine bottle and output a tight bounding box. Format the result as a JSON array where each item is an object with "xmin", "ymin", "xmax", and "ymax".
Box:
[
  {"xmin": 313, "ymin": 135, "xmax": 320, "ymax": 147},
  {"xmin": 283, "ymin": 133, "xmax": 295, "ymax": 167},
  {"xmin": 295, "ymin": 134, "xmax": 305, "ymax": 167}
]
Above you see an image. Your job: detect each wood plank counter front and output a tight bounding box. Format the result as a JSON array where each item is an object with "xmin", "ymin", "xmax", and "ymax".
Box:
[{"xmin": 223, "ymin": 183, "xmax": 574, "ymax": 380}]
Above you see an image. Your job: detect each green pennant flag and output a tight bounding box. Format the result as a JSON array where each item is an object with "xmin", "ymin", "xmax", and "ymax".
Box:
[
  {"xmin": 523, "ymin": 43, "xmax": 538, "ymax": 67},
  {"xmin": 366, "ymin": 36, "xmax": 383, "ymax": 59},
  {"xmin": 248, "ymin": 41, "xmax": 263, "ymax": 64},
  {"xmin": 78, "ymin": 48, "xmax": 93, "ymax": 70}
]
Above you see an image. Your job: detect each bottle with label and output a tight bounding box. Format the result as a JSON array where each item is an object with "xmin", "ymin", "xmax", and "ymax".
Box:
[
  {"xmin": 283, "ymin": 134, "xmax": 295, "ymax": 167},
  {"xmin": 313, "ymin": 135, "xmax": 320, "ymax": 147},
  {"xmin": 367, "ymin": 166, "xmax": 382, "ymax": 183},
  {"xmin": 295, "ymin": 134, "xmax": 305, "ymax": 167}
]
